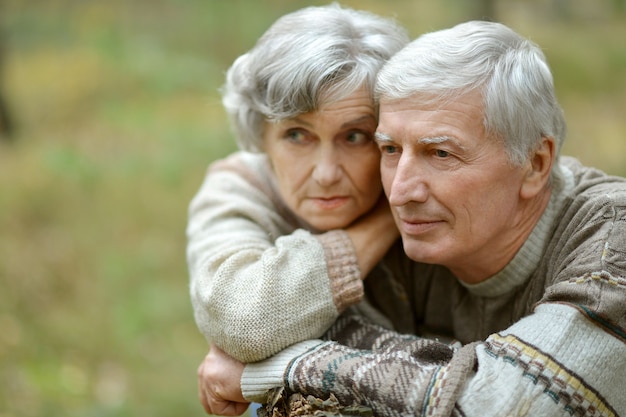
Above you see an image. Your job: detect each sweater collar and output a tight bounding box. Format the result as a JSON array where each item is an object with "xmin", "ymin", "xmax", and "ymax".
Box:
[{"xmin": 460, "ymin": 162, "xmax": 576, "ymax": 297}]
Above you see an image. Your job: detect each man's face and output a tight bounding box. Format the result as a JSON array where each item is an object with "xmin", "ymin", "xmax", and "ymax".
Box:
[{"xmin": 375, "ymin": 92, "xmax": 528, "ymax": 283}]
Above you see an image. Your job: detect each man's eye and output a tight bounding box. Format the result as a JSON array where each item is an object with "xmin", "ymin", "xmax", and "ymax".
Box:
[
  {"xmin": 435, "ymin": 149, "xmax": 450, "ymax": 158},
  {"xmin": 381, "ymin": 145, "xmax": 399, "ymax": 154}
]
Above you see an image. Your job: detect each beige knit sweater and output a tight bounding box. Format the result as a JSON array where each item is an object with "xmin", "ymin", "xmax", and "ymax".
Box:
[
  {"xmin": 241, "ymin": 157, "xmax": 626, "ymax": 416},
  {"xmin": 187, "ymin": 151, "xmax": 396, "ymax": 363}
]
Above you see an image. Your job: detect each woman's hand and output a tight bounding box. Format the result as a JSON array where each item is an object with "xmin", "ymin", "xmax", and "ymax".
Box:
[
  {"xmin": 197, "ymin": 344, "xmax": 250, "ymax": 416},
  {"xmin": 346, "ymin": 194, "xmax": 400, "ymax": 277}
]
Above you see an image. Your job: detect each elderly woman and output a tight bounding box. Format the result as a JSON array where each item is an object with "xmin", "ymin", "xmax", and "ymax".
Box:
[{"xmin": 186, "ymin": 2, "xmax": 410, "ymax": 376}]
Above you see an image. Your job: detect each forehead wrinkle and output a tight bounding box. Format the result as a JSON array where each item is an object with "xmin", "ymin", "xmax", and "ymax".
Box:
[{"xmin": 294, "ymin": 117, "xmax": 313, "ymax": 128}]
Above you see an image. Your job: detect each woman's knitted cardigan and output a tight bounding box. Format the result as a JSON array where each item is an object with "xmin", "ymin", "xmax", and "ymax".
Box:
[{"xmin": 187, "ymin": 151, "xmax": 398, "ymax": 363}]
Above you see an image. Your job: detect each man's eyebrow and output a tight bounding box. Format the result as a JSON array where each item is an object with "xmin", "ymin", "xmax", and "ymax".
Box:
[
  {"xmin": 419, "ymin": 135, "xmax": 466, "ymax": 150},
  {"xmin": 374, "ymin": 133, "xmax": 467, "ymax": 151},
  {"xmin": 374, "ymin": 132, "xmax": 392, "ymax": 142}
]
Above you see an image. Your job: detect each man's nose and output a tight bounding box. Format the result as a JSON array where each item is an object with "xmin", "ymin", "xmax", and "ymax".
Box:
[{"xmin": 387, "ymin": 156, "xmax": 429, "ymax": 206}]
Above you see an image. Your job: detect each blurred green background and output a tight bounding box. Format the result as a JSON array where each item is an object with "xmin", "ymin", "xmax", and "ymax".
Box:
[{"xmin": 0, "ymin": 0, "xmax": 624, "ymax": 416}]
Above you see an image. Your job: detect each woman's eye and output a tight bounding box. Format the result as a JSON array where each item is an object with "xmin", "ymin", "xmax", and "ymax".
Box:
[
  {"xmin": 285, "ymin": 130, "xmax": 307, "ymax": 143},
  {"xmin": 346, "ymin": 131, "xmax": 370, "ymax": 145}
]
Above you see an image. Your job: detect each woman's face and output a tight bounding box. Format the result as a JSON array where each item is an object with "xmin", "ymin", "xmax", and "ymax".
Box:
[{"xmin": 263, "ymin": 88, "xmax": 382, "ymax": 231}]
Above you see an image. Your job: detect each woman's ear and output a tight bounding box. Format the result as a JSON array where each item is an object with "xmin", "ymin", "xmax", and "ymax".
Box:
[{"xmin": 520, "ymin": 136, "xmax": 555, "ymax": 200}]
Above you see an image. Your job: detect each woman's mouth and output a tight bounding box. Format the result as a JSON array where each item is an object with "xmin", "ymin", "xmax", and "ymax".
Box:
[{"xmin": 310, "ymin": 196, "xmax": 349, "ymax": 210}]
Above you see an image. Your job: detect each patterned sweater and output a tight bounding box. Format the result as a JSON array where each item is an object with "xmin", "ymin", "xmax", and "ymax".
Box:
[
  {"xmin": 187, "ymin": 151, "xmax": 397, "ymax": 363},
  {"xmin": 241, "ymin": 157, "xmax": 626, "ymax": 416}
]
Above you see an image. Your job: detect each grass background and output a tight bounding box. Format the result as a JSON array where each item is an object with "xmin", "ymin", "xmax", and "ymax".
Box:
[{"xmin": 0, "ymin": 1, "xmax": 624, "ymax": 416}]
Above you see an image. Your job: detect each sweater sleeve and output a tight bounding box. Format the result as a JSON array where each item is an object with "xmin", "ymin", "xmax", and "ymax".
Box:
[
  {"xmin": 242, "ymin": 303, "xmax": 626, "ymax": 416},
  {"xmin": 187, "ymin": 153, "xmax": 363, "ymax": 363},
  {"xmin": 322, "ymin": 307, "xmax": 457, "ymax": 349}
]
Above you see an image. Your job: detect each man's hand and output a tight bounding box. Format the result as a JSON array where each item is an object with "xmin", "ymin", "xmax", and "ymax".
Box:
[{"xmin": 197, "ymin": 344, "xmax": 250, "ymax": 416}]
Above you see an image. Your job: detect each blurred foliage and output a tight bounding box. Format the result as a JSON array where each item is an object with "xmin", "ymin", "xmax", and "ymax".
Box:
[{"xmin": 0, "ymin": 0, "xmax": 624, "ymax": 416}]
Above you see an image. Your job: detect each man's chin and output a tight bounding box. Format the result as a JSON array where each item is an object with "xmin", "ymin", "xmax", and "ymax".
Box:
[{"xmin": 400, "ymin": 238, "xmax": 441, "ymax": 263}]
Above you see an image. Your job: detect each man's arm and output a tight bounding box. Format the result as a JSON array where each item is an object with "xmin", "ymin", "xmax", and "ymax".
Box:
[
  {"xmin": 241, "ymin": 302, "xmax": 626, "ymax": 416},
  {"xmin": 196, "ymin": 311, "xmax": 437, "ymax": 417}
]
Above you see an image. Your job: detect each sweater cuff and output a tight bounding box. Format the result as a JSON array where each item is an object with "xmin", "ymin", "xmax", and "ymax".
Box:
[
  {"xmin": 317, "ymin": 231, "xmax": 363, "ymax": 313},
  {"xmin": 241, "ymin": 340, "xmax": 326, "ymax": 402}
]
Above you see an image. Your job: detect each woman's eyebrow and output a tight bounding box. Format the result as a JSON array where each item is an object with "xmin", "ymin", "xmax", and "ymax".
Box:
[
  {"xmin": 341, "ymin": 114, "xmax": 376, "ymax": 129},
  {"xmin": 288, "ymin": 117, "xmax": 312, "ymax": 128}
]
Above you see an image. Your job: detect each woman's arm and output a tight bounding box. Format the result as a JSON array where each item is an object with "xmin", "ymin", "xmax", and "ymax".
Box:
[
  {"xmin": 187, "ymin": 153, "xmax": 398, "ymax": 363},
  {"xmin": 188, "ymin": 155, "xmax": 356, "ymax": 363}
]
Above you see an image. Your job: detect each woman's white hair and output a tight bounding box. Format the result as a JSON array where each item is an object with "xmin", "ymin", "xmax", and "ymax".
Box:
[
  {"xmin": 221, "ymin": 3, "xmax": 409, "ymax": 152},
  {"xmin": 376, "ymin": 20, "xmax": 567, "ymax": 167}
]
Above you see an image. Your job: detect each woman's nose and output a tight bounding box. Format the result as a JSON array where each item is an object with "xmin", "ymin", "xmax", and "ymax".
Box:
[{"xmin": 312, "ymin": 152, "xmax": 342, "ymax": 186}]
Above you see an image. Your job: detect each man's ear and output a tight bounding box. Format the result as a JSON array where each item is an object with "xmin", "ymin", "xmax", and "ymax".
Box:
[{"xmin": 520, "ymin": 136, "xmax": 555, "ymax": 200}]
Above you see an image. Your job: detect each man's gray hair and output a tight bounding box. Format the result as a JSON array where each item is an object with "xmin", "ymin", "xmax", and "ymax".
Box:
[
  {"xmin": 221, "ymin": 3, "xmax": 409, "ymax": 152},
  {"xmin": 376, "ymin": 20, "xmax": 567, "ymax": 167}
]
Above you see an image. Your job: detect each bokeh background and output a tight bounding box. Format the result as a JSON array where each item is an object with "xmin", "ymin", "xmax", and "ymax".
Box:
[{"xmin": 0, "ymin": 0, "xmax": 624, "ymax": 416}]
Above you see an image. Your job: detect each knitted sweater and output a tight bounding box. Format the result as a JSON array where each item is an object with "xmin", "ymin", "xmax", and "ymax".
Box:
[
  {"xmin": 241, "ymin": 157, "xmax": 626, "ymax": 416},
  {"xmin": 187, "ymin": 151, "xmax": 398, "ymax": 363}
]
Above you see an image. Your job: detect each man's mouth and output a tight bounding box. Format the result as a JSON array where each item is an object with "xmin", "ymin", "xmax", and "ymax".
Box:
[{"xmin": 397, "ymin": 217, "xmax": 443, "ymax": 235}]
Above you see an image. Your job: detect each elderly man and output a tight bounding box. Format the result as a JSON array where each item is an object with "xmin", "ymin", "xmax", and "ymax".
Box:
[{"xmin": 198, "ymin": 20, "xmax": 626, "ymax": 416}]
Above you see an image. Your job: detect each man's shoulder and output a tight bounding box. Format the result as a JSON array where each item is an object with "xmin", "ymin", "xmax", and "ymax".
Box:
[
  {"xmin": 560, "ymin": 156, "xmax": 626, "ymax": 206},
  {"xmin": 545, "ymin": 157, "xmax": 626, "ymax": 265}
]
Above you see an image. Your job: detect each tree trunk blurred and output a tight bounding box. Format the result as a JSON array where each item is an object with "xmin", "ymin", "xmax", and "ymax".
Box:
[
  {"xmin": 0, "ymin": 34, "xmax": 13, "ymax": 141},
  {"xmin": 0, "ymin": 93, "xmax": 13, "ymax": 140}
]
